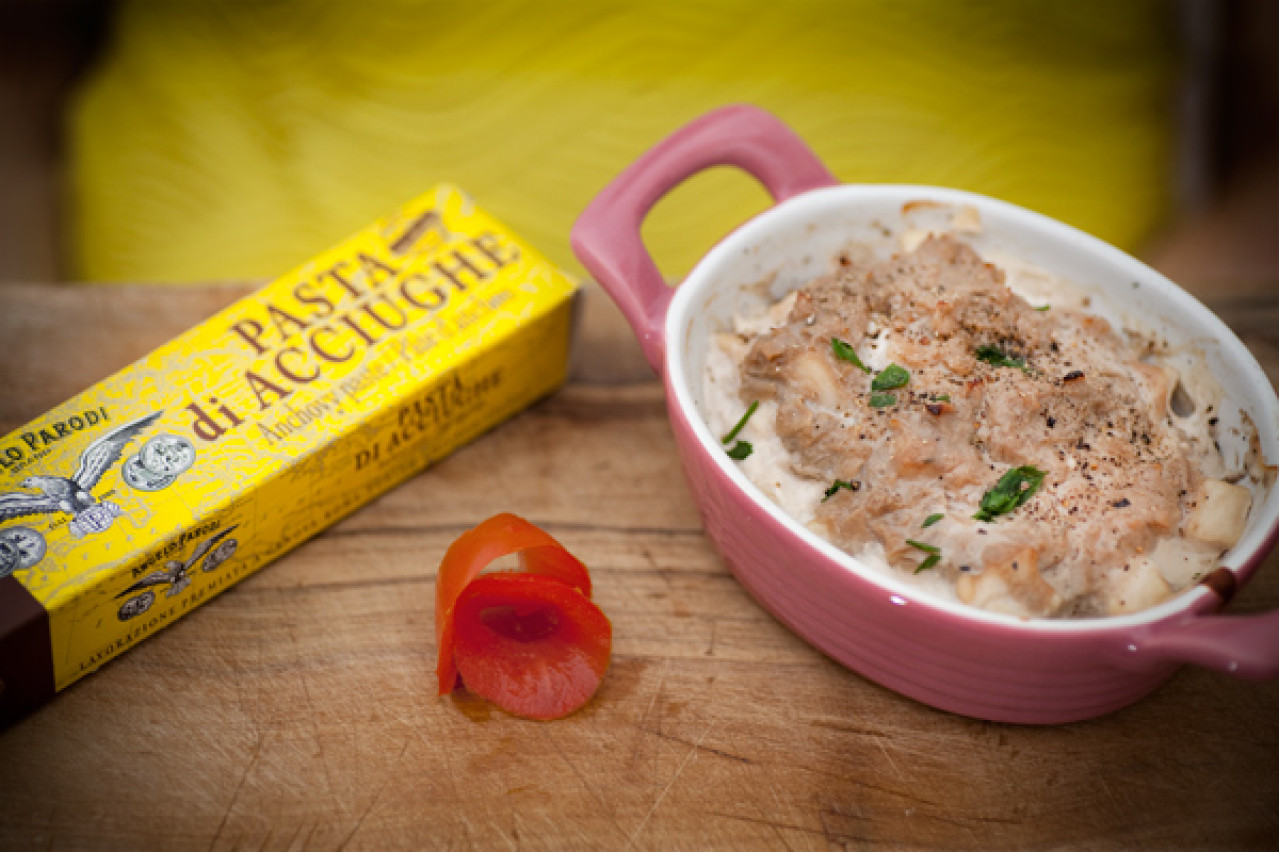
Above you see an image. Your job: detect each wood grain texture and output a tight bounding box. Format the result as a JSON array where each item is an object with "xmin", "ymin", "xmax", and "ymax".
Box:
[{"xmin": 0, "ymin": 228, "xmax": 1276, "ymax": 850}]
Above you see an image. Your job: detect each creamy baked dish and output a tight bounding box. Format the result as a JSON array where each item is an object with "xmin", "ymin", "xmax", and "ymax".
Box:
[{"xmin": 705, "ymin": 226, "xmax": 1259, "ymax": 619}]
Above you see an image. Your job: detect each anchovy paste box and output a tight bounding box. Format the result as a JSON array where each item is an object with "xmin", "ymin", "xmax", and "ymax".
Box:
[{"xmin": 0, "ymin": 185, "xmax": 578, "ymax": 720}]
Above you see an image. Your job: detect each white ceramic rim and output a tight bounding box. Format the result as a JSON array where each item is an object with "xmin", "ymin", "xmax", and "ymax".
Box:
[{"xmin": 665, "ymin": 183, "xmax": 1279, "ymax": 634}]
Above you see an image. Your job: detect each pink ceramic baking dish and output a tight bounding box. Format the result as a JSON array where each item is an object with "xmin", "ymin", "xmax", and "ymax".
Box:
[{"xmin": 572, "ymin": 105, "xmax": 1278, "ymax": 723}]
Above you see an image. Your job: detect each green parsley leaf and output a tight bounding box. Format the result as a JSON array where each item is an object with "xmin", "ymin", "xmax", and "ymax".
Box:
[
  {"xmin": 721, "ymin": 400, "xmax": 759, "ymax": 444},
  {"xmin": 871, "ymin": 363, "xmax": 910, "ymax": 391},
  {"xmin": 822, "ymin": 479, "xmax": 859, "ymax": 501},
  {"xmin": 726, "ymin": 440, "xmax": 753, "ymax": 461},
  {"xmin": 915, "ymin": 553, "xmax": 941, "ymax": 574},
  {"xmin": 922, "ymin": 513, "xmax": 944, "ymax": 528},
  {"xmin": 869, "ymin": 392, "xmax": 896, "ymax": 408},
  {"xmin": 905, "ymin": 539, "xmax": 939, "ymax": 554},
  {"xmin": 973, "ymin": 465, "xmax": 1046, "ymax": 522},
  {"xmin": 831, "ymin": 338, "xmax": 872, "ymax": 373},
  {"xmin": 1034, "ymin": 304, "xmax": 1051, "ymax": 312},
  {"xmin": 934, "ymin": 394, "xmax": 951, "ymax": 403},
  {"xmin": 974, "ymin": 344, "xmax": 1026, "ymax": 371}
]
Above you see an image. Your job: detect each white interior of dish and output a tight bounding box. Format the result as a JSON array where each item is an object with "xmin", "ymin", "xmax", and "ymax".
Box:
[{"xmin": 667, "ymin": 184, "xmax": 1278, "ymax": 631}]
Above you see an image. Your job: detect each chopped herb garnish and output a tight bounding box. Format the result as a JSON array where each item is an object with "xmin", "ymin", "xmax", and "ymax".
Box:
[
  {"xmin": 1035, "ymin": 304, "xmax": 1051, "ymax": 312},
  {"xmin": 915, "ymin": 554, "xmax": 941, "ymax": 574},
  {"xmin": 871, "ymin": 363, "xmax": 910, "ymax": 391},
  {"xmin": 868, "ymin": 392, "xmax": 896, "ymax": 408},
  {"xmin": 922, "ymin": 513, "xmax": 944, "ymax": 528},
  {"xmin": 831, "ymin": 338, "xmax": 872, "ymax": 373},
  {"xmin": 974, "ymin": 344, "xmax": 1026, "ymax": 371},
  {"xmin": 934, "ymin": 394, "xmax": 950, "ymax": 402},
  {"xmin": 822, "ymin": 479, "xmax": 859, "ymax": 501},
  {"xmin": 907, "ymin": 539, "xmax": 941, "ymax": 572},
  {"xmin": 973, "ymin": 465, "xmax": 1046, "ymax": 522},
  {"xmin": 726, "ymin": 440, "xmax": 753, "ymax": 461},
  {"xmin": 721, "ymin": 400, "xmax": 759, "ymax": 444}
]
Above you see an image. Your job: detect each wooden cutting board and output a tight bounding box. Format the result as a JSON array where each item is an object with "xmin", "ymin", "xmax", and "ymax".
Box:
[{"xmin": 0, "ymin": 272, "xmax": 1274, "ymax": 850}]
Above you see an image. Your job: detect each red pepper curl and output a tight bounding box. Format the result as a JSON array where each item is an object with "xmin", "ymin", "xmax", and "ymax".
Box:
[{"xmin": 435, "ymin": 514, "xmax": 611, "ymax": 720}]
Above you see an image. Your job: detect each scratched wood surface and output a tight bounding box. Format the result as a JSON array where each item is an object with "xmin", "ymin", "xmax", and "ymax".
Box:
[{"xmin": 0, "ymin": 199, "xmax": 1276, "ymax": 850}]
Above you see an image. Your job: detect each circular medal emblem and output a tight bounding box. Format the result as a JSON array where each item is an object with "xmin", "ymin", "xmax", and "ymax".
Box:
[
  {"xmin": 0, "ymin": 526, "xmax": 46, "ymax": 570},
  {"xmin": 140, "ymin": 434, "xmax": 196, "ymax": 477},
  {"xmin": 201, "ymin": 538, "xmax": 239, "ymax": 572},
  {"xmin": 123, "ymin": 453, "xmax": 175, "ymax": 492},
  {"xmin": 118, "ymin": 590, "xmax": 155, "ymax": 620}
]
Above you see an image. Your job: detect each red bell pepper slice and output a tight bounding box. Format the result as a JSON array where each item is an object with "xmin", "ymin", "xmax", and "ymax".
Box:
[
  {"xmin": 434, "ymin": 513, "xmax": 610, "ymax": 719},
  {"xmin": 452, "ymin": 573, "xmax": 612, "ymax": 720}
]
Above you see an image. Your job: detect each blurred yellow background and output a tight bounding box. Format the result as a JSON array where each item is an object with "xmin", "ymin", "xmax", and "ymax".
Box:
[{"xmin": 68, "ymin": 0, "xmax": 1185, "ymax": 284}]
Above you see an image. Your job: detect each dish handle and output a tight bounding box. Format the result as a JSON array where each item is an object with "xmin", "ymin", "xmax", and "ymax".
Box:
[
  {"xmin": 571, "ymin": 104, "xmax": 838, "ymax": 373},
  {"xmin": 1119, "ymin": 608, "xmax": 1277, "ymax": 679}
]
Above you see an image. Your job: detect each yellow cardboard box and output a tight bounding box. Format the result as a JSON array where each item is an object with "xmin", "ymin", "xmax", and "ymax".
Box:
[{"xmin": 0, "ymin": 184, "xmax": 577, "ymax": 720}]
